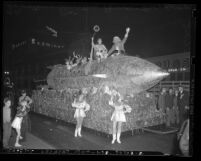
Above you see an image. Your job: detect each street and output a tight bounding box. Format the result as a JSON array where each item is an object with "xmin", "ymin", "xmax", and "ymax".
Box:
[{"xmin": 8, "ymin": 112, "xmax": 180, "ymax": 155}]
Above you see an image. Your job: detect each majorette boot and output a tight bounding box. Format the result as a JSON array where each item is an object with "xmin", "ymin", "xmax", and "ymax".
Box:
[
  {"xmin": 74, "ymin": 128, "xmax": 78, "ymax": 137},
  {"xmin": 111, "ymin": 133, "xmax": 116, "ymax": 144},
  {"xmin": 78, "ymin": 127, "xmax": 82, "ymax": 137},
  {"xmin": 117, "ymin": 132, "xmax": 121, "ymax": 144}
]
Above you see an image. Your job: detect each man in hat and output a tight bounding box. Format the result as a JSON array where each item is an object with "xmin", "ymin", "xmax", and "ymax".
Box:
[
  {"xmin": 178, "ymin": 86, "xmax": 189, "ymax": 127},
  {"xmin": 158, "ymin": 87, "xmax": 167, "ymax": 114},
  {"xmin": 165, "ymin": 87, "xmax": 175, "ymax": 127},
  {"xmin": 107, "ymin": 27, "xmax": 130, "ymax": 57}
]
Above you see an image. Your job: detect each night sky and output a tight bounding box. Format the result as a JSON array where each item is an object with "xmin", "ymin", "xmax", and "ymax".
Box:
[{"xmin": 3, "ymin": 3, "xmax": 193, "ymax": 63}]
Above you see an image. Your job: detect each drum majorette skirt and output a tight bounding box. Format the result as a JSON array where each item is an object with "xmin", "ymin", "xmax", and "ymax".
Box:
[
  {"xmin": 11, "ymin": 117, "xmax": 23, "ymax": 129},
  {"xmin": 74, "ymin": 108, "xmax": 86, "ymax": 118},
  {"xmin": 111, "ymin": 110, "xmax": 126, "ymax": 122}
]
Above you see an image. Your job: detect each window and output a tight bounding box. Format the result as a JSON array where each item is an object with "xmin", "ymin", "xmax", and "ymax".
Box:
[
  {"xmin": 173, "ymin": 59, "xmax": 180, "ymax": 69},
  {"xmin": 184, "ymin": 72, "xmax": 190, "ymax": 81},
  {"xmin": 177, "ymin": 72, "xmax": 183, "ymax": 81},
  {"xmin": 156, "ymin": 62, "xmax": 162, "ymax": 67},
  {"xmin": 170, "ymin": 73, "xmax": 176, "ymax": 81}
]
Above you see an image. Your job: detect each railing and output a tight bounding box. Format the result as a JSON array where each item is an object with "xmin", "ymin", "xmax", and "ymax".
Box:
[{"xmin": 148, "ymin": 81, "xmax": 190, "ymax": 95}]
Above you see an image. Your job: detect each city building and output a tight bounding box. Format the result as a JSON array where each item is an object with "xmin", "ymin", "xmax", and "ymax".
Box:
[
  {"xmin": 146, "ymin": 52, "xmax": 190, "ymax": 81},
  {"xmin": 5, "ymin": 30, "xmax": 92, "ymax": 91},
  {"xmin": 145, "ymin": 52, "xmax": 191, "ymax": 93}
]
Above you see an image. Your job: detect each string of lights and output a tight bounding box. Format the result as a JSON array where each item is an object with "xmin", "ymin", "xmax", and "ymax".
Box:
[
  {"xmin": 168, "ymin": 68, "xmax": 187, "ymax": 72},
  {"xmin": 11, "ymin": 38, "xmax": 64, "ymax": 50},
  {"xmin": 31, "ymin": 38, "xmax": 64, "ymax": 48}
]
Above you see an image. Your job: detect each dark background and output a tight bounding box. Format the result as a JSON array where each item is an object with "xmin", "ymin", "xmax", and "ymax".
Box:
[
  {"xmin": 2, "ymin": 2, "xmax": 195, "ymax": 91},
  {"xmin": 3, "ymin": 3, "xmax": 193, "ymax": 65}
]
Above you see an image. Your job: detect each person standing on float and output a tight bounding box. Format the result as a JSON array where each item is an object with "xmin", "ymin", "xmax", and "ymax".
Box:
[
  {"xmin": 109, "ymin": 92, "xmax": 132, "ymax": 144},
  {"xmin": 72, "ymin": 91, "xmax": 90, "ymax": 137},
  {"xmin": 92, "ymin": 37, "xmax": 108, "ymax": 61},
  {"xmin": 107, "ymin": 27, "xmax": 130, "ymax": 57}
]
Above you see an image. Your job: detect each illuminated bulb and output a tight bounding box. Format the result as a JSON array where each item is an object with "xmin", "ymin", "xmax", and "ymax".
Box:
[{"xmin": 32, "ymin": 38, "xmax": 36, "ymax": 44}]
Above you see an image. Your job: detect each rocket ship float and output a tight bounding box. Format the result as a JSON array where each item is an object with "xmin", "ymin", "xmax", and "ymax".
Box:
[
  {"xmin": 47, "ymin": 55, "xmax": 169, "ymax": 97},
  {"xmin": 32, "ymin": 26, "xmax": 169, "ymax": 135}
]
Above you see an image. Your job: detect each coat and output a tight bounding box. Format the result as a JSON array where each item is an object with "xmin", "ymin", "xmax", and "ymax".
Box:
[
  {"xmin": 178, "ymin": 91, "xmax": 189, "ymax": 113},
  {"xmin": 165, "ymin": 93, "xmax": 174, "ymax": 109},
  {"xmin": 158, "ymin": 93, "xmax": 166, "ymax": 112}
]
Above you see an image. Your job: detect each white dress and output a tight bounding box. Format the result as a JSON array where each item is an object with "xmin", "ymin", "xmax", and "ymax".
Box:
[
  {"xmin": 94, "ymin": 44, "xmax": 108, "ymax": 59},
  {"xmin": 11, "ymin": 116, "xmax": 23, "ymax": 129},
  {"xmin": 109, "ymin": 99, "xmax": 131, "ymax": 122},
  {"xmin": 72, "ymin": 101, "xmax": 90, "ymax": 118}
]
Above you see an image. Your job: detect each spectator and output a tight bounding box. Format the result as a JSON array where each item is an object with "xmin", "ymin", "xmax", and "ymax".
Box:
[
  {"xmin": 173, "ymin": 88, "xmax": 180, "ymax": 125},
  {"xmin": 165, "ymin": 87, "xmax": 175, "ymax": 127},
  {"xmin": 11, "ymin": 100, "xmax": 28, "ymax": 147},
  {"xmin": 18, "ymin": 90, "xmax": 33, "ymax": 141},
  {"xmin": 178, "ymin": 86, "xmax": 189, "ymax": 126},
  {"xmin": 158, "ymin": 87, "xmax": 167, "ymax": 114},
  {"xmin": 177, "ymin": 119, "xmax": 189, "ymax": 156},
  {"xmin": 6, "ymin": 90, "xmax": 15, "ymax": 121},
  {"xmin": 3, "ymin": 98, "xmax": 12, "ymax": 148}
]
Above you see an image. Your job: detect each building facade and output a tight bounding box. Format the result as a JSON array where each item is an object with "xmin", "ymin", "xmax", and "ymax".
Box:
[
  {"xmin": 6, "ymin": 34, "xmax": 191, "ymax": 91},
  {"xmin": 146, "ymin": 52, "xmax": 190, "ymax": 81},
  {"xmin": 6, "ymin": 31, "xmax": 92, "ymax": 91}
]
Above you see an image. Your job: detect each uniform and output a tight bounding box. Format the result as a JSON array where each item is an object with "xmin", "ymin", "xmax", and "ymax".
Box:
[
  {"xmin": 72, "ymin": 100, "xmax": 90, "ymax": 118},
  {"xmin": 11, "ymin": 106, "xmax": 26, "ymax": 130},
  {"xmin": 72, "ymin": 98, "xmax": 90, "ymax": 137},
  {"xmin": 109, "ymin": 93, "xmax": 131, "ymax": 144},
  {"xmin": 109, "ymin": 98, "xmax": 131, "ymax": 122},
  {"xmin": 93, "ymin": 44, "xmax": 108, "ymax": 59},
  {"xmin": 11, "ymin": 117, "xmax": 23, "ymax": 129}
]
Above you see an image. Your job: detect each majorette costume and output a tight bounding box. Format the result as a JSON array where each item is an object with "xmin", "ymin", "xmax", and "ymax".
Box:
[{"xmin": 72, "ymin": 99, "xmax": 90, "ymax": 118}]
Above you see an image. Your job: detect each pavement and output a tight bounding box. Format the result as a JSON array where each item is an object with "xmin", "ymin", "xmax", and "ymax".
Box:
[
  {"xmin": 7, "ymin": 131, "xmax": 55, "ymax": 150},
  {"xmin": 28, "ymin": 112, "xmax": 180, "ymax": 154},
  {"xmin": 19, "ymin": 133, "xmax": 55, "ymax": 149},
  {"xmin": 5, "ymin": 112, "xmax": 181, "ymax": 155}
]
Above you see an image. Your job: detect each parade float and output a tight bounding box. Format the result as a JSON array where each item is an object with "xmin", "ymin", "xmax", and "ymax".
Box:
[{"xmin": 31, "ymin": 26, "xmax": 169, "ymax": 135}]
